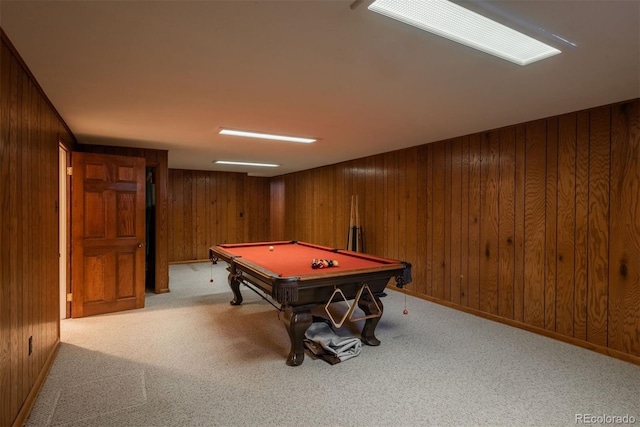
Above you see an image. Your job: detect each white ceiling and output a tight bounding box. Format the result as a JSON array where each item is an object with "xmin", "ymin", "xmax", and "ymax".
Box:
[{"xmin": 1, "ymin": 0, "xmax": 639, "ymax": 177}]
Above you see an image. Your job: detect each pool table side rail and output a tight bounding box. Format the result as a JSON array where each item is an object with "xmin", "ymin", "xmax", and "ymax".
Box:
[{"xmin": 215, "ymin": 240, "xmax": 294, "ymax": 250}]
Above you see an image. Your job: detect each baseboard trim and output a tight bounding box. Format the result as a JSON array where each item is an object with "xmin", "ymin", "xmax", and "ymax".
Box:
[
  {"xmin": 12, "ymin": 339, "xmax": 60, "ymax": 427},
  {"xmin": 392, "ymin": 287, "xmax": 640, "ymax": 367},
  {"xmin": 169, "ymin": 259, "xmax": 210, "ymax": 265}
]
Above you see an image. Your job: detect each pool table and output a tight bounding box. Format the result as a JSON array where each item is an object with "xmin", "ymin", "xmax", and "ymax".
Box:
[{"xmin": 209, "ymin": 240, "xmax": 411, "ymax": 366}]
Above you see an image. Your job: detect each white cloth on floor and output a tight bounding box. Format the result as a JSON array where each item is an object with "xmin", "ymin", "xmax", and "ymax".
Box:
[{"xmin": 304, "ymin": 322, "xmax": 362, "ymax": 362}]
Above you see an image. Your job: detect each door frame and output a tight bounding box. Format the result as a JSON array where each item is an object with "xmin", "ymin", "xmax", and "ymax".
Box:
[{"xmin": 59, "ymin": 142, "xmax": 71, "ymax": 319}]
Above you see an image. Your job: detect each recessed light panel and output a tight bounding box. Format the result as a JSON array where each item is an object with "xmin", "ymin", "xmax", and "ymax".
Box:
[
  {"xmin": 219, "ymin": 129, "xmax": 316, "ymax": 144},
  {"xmin": 215, "ymin": 160, "xmax": 279, "ymax": 168},
  {"xmin": 368, "ymin": 0, "xmax": 561, "ymax": 65}
]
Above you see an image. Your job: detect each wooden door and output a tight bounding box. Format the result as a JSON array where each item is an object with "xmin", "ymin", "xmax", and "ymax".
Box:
[{"xmin": 71, "ymin": 152, "xmax": 146, "ymax": 318}]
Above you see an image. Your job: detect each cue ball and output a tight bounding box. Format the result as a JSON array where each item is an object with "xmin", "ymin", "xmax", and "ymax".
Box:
[
  {"xmin": 332, "ymin": 260, "xmax": 339, "ymax": 267},
  {"xmin": 269, "ymin": 246, "xmax": 274, "ymax": 251}
]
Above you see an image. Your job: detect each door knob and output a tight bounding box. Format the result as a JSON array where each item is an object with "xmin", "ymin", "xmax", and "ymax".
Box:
[{"xmin": 137, "ymin": 242, "xmax": 144, "ymax": 248}]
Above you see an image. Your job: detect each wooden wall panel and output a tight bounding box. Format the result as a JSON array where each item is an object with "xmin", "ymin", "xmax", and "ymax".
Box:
[
  {"xmin": 196, "ymin": 171, "xmax": 208, "ymax": 258},
  {"xmin": 416, "ymin": 146, "xmax": 429, "ymax": 295},
  {"xmin": 246, "ymin": 176, "xmax": 270, "ymax": 243},
  {"xmin": 366, "ymin": 156, "xmax": 380, "ymax": 260},
  {"xmin": 1, "ymin": 34, "xmax": 72, "ymax": 427},
  {"xmin": 467, "ymin": 134, "xmax": 481, "ymax": 310},
  {"xmin": 523, "ymin": 120, "xmax": 547, "ymax": 328},
  {"xmin": 425, "ymin": 145, "xmax": 434, "ymax": 296},
  {"xmin": 154, "ymin": 151, "xmax": 169, "ymax": 292},
  {"xmin": 404, "ymin": 147, "xmax": 419, "ymax": 293},
  {"xmin": 183, "ymin": 171, "xmax": 194, "ymax": 260},
  {"xmin": 334, "ymin": 164, "xmax": 347, "ymax": 247},
  {"xmin": 386, "ymin": 152, "xmax": 400, "ymax": 260},
  {"xmin": 450, "ymin": 139, "xmax": 462, "ymax": 304},
  {"xmin": 587, "ymin": 106, "xmax": 610, "ymax": 346},
  {"xmin": 0, "ymin": 37, "xmax": 11, "ymax": 427},
  {"xmin": 274, "ymin": 98, "xmax": 640, "ymax": 364},
  {"xmin": 556, "ymin": 113, "xmax": 577, "ymax": 336},
  {"xmin": 545, "ymin": 118, "xmax": 558, "ymax": 331},
  {"xmin": 269, "ymin": 177, "xmax": 285, "ymax": 240},
  {"xmin": 513, "ymin": 125, "xmax": 526, "ymax": 322},
  {"xmin": 574, "ymin": 111, "xmax": 590, "ymax": 340},
  {"xmin": 443, "ymin": 142, "xmax": 452, "ymax": 301},
  {"xmin": 171, "ymin": 169, "xmax": 184, "ymax": 261},
  {"xmin": 459, "ymin": 137, "xmax": 470, "ymax": 306},
  {"xmin": 609, "ymin": 100, "xmax": 640, "ymax": 357},
  {"xmin": 167, "ymin": 170, "xmax": 270, "ymax": 262},
  {"xmin": 498, "ymin": 127, "xmax": 515, "ymax": 319},
  {"xmin": 432, "ymin": 142, "xmax": 446, "ymax": 300},
  {"xmin": 479, "ymin": 131, "xmax": 499, "ymax": 315}
]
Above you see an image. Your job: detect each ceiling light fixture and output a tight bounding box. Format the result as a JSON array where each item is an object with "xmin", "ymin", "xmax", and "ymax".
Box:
[
  {"xmin": 214, "ymin": 160, "xmax": 280, "ymax": 168},
  {"xmin": 368, "ymin": 0, "xmax": 561, "ymax": 66},
  {"xmin": 219, "ymin": 129, "xmax": 316, "ymax": 144}
]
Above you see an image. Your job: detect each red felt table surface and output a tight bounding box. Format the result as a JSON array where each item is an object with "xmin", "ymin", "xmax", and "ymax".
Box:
[{"xmin": 217, "ymin": 241, "xmax": 397, "ymax": 277}]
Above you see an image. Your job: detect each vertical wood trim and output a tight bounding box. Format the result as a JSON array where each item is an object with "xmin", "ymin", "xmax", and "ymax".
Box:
[
  {"xmin": 574, "ymin": 111, "xmax": 590, "ymax": 340},
  {"xmin": 460, "ymin": 136, "xmax": 470, "ymax": 306},
  {"xmin": 172, "ymin": 169, "xmax": 185, "ymax": 260},
  {"xmin": 468, "ymin": 134, "xmax": 481, "ymax": 309},
  {"xmin": 498, "ymin": 127, "xmax": 515, "ymax": 319},
  {"xmin": 556, "ymin": 113, "xmax": 577, "ymax": 335},
  {"xmin": 514, "ymin": 125, "xmax": 526, "ymax": 322},
  {"xmin": 586, "ymin": 106, "xmax": 610, "ymax": 346},
  {"xmin": 184, "ymin": 171, "xmax": 194, "ymax": 259},
  {"xmin": 425, "ymin": 145, "xmax": 434, "ymax": 296},
  {"xmin": 335, "ymin": 164, "xmax": 346, "ymax": 248},
  {"xmin": 387, "ymin": 153, "xmax": 400, "ymax": 259},
  {"xmin": 479, "ymin": 131, "xmax": 500, "ymax": 314},
  {"xmin": 450, "ymin": 139, "xmax": 462, "ymax": 305},
  {"xmin": 545, "ymin": 117, "xmax": 558, "ymax": 331},
  {"xmin": 432, "ymin": 142, "xmax": 446, "ymax": 300},
  {"xmin": 416, "ymin": 146, "xmax": 428, "ymax": 295},
  {"xmin": 270, "ymin": 177, "xmax": 285, "ymax": 240},
  {"xmin": 195, "ymin": 171, "xmax": 206, "ymax": 259},
  {"xmin": 524, "ymin": 120, "xmax": 547, "ymax": 328},
  {"xmin": 405, "ymin": 147, "xmax": 419, "ymax": 292},
  {"xmin": 444, "ymin": 141, "xmax": 452, "ymax": 301}
]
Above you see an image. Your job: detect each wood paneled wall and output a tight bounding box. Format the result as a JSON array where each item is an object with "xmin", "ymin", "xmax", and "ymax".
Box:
[
  {"xmin": 168, "ymin": 170, "xmax": 270, "ymax": 262},
  {"xmin": 271, "ymin": 99, "xmax": 640, "ymax": 363},
  {"xmin": 1, "ymin": 34, "xmax": 75, "ymax": 427},
  {"xmin": 79, "ymin": 145, "xmax": 169, "ymax": 293}
]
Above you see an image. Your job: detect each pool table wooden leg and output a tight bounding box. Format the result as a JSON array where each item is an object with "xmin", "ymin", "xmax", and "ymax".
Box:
[
  {"xmin": 228, "ymin": 272, "xmax": 243, "ymax": 306},
  {"xmin": 283, "ymin": 306, "xmax": 313, "ymax": 366},
  {"xmin": 359, "ymin": 295, "xmax": 384, "ymax": 346}
]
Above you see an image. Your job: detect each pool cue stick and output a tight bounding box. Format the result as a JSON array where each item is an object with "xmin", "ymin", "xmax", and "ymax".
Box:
[
  {"xmin": 359, "ymin": 205, "xmax": 365, "ymax": 254},
  {"xmin": 348, "ymin": 195, "xmax": 355, "ymax": 250},
  {"xmin": 355, "ymin": 195, "xmax": 360, "ymax": 252}
]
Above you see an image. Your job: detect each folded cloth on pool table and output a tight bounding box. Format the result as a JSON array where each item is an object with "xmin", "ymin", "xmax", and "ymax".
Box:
[{"xmin": 304, "ymin": 321, "xmax": 362, "ymax": 364}]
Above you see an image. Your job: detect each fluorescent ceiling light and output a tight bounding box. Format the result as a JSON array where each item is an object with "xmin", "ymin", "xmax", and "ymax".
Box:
[
  {"xmin": 215, "ymin": 160, "xmax": 279, "ymax": 168},
  {"xmin": 219, "ymin": 129, "xmax": 316, "ymax": 143},
  {"xmin": 368, "ymin": 0, "xmax": 561, "ymax": 66}
]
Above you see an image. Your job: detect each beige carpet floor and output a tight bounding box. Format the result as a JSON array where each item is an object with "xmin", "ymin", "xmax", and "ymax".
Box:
[{"xmin": 25, "ymin": 262, "xmax": 640, "ymax": 426}]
